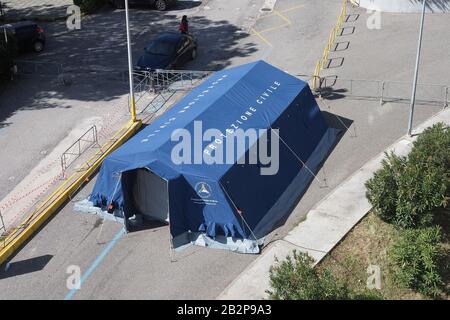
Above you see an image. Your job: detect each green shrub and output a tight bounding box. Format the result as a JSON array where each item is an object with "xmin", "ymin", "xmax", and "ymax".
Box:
[
  {"xmin": 366, "ymin": 124, "xmax": 449, "ymax": 228},
  {"xmin": 73, "ymin": 0, "xmax": 106, "ymax": 14},
  {"xmin": 395, "ymin": 163, "xmax": 447, "ymax": 228},
  {"xmin": 409, "ymin": 122, "xmax": 450, "ymax": 172},
  {"xmin": 389, "ymin": 226, "xmax": 445, "ymax": 297},
  {"xmin": 365, "ymin": 152, "xmax": 406, "ymax": 224},
  {"xmin": 350, "ymin": 288, "xmax": 384, "ymax": 300},
  {"xmin": 268, "ymin": 251, "xmax": 383, "ymax": 300}
]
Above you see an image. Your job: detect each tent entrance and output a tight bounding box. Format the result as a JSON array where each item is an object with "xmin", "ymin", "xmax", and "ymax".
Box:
[{"xmin": 125, "ymin": 168, "xmax": 169, "ymax": 223}]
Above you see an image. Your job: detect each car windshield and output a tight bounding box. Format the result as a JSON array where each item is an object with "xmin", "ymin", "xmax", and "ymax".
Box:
[{"xmin": 145, "ymin": 40, "xmax": 177, "ymax": 56}]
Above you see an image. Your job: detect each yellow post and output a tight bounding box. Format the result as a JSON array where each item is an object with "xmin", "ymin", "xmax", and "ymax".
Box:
[
  {"xmin": 328, "ymin": 28, "xmax": 334, "ymax": 50},
  {"xmin": 313, "ymin": 60, "xmax": 321, "ymax": 91},
  {"xmin": 125, "ymin": 0, "xmax": 137, "ymax": 123},
  {"xmin": 130, "ymin": 96, "xmax": 137, "ymax": 123}
]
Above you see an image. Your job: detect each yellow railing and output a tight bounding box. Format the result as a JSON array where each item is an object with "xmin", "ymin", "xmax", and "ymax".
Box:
[
  {"xmin": 312, "ymin": 0, "xmax": 348, "ymax": 91},
  {"xmin": 0, "ymin": 119, "xmax": 142, "ymax": 266}
]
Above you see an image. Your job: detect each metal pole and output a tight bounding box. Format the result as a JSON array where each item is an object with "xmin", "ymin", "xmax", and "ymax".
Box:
[
  {"xmin": 407, "ymin": 0, "xmax": 426, "ymax": 136},
  {"xmin": 125, "ymin": 0, "xmax": 137, "ymax": 122},
  {"xmin": 0, "ymin": 209, "xmax": 5, "ymax": 231},
  {"xmin": 445, "ymin": 86, "xmax": 449, "ymax": 108}
]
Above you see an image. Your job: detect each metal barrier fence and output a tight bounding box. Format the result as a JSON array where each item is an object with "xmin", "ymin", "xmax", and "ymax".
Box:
[
  {"xmin": 60, "ymin": 125, "xmax": 99, "ymax": 177},
  {"xmin": 313, "ymin": 0, "xmax": 348, "ymax": 90},
  {"xmin": 15, "ymin": 60, "xmax": 64, "ymax": 76},
  {"xmin": 13, "ymin": 61, "xmax": 210, "ymax": 91},
  {"xmin": 82, "ymin": 69, "xmax": 130, "ymax": 84},
  {"xmin": 14, "ymin": 61, "xmax": 132, "ymax": 86},
  {"xmin": 140, "ymin": 89, "xmax": 177, "ymax": 115},
  {"xmin": 132, "ymin": 69, "xmax": 211, "ymax": 114},
  {"xmin": 134, "ymin": 69, "xmax": 211, "ymax": 92},
  {"xmin": 0, "ymin": 210, "xmax": 6, "ymax": 247},
  {"xmin": 318, "ymin": 76, "xmax": 449, "ymax": 108},
  {"xmin": 0, "ymin": 120, "xmax": 142, "ymax": 265},
  {"xmin": 14, "ymin": 59, "xmax": 70, "ymax": 85}
]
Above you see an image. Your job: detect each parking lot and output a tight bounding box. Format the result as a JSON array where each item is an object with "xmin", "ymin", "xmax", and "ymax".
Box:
[
  {"xmin": 0, "ymin": 0, "xmax": 257, "ymax": 218},
  {"xmin": 0, "ymin": 0, "xmax": 448, "ymax": 299}
]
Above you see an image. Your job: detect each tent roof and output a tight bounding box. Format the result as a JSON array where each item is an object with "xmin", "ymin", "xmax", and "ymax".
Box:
[
  {"xmin": 89, "ymin": 60, "xmax": 340, "ymax": 250},
  {"xmin": 106, "ymin": 60, "xmax": 308, "ymax": 179}
]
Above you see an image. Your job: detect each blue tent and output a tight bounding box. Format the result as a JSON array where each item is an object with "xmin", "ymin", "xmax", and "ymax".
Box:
[{"xmin": 88, "ymin": 60, "xmax": 339, "ymax": 253}]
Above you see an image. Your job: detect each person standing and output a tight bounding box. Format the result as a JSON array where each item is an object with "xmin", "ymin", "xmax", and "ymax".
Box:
[{"xmin": 179, "ymin": 15, "xmax": 188, "ymax": 34}]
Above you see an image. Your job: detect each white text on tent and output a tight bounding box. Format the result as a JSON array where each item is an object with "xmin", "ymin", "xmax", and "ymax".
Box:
[{"xmin": 171, "ymin": 121, "xmax": 280, "ymax": 176}]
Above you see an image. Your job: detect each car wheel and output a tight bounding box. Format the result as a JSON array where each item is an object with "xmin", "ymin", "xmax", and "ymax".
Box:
[
  {"xmin": 155, "ymin": 0, "xmax": 167, "ymax": 11},
  {"xmin": 33, "ymin": 41, "xmax": 44, "ymax": 53},
  {"xmin": 190, "ymin": 48, "xmax": 197, "ymax": 60}
]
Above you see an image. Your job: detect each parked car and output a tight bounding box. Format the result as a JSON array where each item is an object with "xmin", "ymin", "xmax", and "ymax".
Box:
[
  {"xmin": 109, "ymin": 0, "xmax": 177, "ymax": 11},
  {"xmin": 0, "ymin": 21, "xmax": 46, "ymax": 53},
  {"xmin": 135, "ymin": 32, "xmax": 197, "ymax": 73}
]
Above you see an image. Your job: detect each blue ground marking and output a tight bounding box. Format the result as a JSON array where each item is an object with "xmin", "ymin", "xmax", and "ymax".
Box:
[{"xmin": 64, "ymin": 227, "xmax": 125, "ymax": 300}]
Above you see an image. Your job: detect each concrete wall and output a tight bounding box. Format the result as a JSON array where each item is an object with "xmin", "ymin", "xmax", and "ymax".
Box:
[{"xmin": 357, "ymin": 0, "xmax": 450, "ymax": 13}]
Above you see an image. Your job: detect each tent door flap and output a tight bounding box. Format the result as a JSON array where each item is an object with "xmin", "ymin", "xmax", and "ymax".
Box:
[{"xmin": 131, "ymin": 168, "xmax": 169, "ymax": 223}]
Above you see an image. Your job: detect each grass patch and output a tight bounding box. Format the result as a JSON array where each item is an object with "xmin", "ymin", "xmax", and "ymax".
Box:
[{"xmin": 318, "ymin": 211, "xmax": 449, "ymax": 299}]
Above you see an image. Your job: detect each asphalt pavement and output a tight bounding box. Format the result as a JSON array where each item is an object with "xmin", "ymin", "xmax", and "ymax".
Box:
[{"xmin": 0, "ymin": 0, "xmax": 448, "ymax": 299}]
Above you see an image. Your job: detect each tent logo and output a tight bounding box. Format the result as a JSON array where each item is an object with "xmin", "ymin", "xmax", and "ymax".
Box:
[{"xmin": 195, "ymin": 182, "xmax": 212, "ymax": 199}]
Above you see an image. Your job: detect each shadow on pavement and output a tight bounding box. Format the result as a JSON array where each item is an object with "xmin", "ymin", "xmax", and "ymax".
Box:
[
  {"xmin": 262, "ymin": 112, "xmax": 354, "ymax": 244},
  {"xmin": 0, "ymin": 254, "xmax": 53, "ymax": 279},
  {"xmin": 0, "ymin": 3, "xmax": 68, "ymax": 21},
  {"xmin": 131, "ymin": 0, "xmax": 202, "ymax": 11},
  {"xmin": 0, "ymin": 5, "xmax": 257, "ymax": 130},
  {"xmin": 409, "ymin": 0, "xmax": 450, "ymax": 12}
]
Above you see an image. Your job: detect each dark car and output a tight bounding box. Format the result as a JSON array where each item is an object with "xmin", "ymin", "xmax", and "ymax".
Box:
[
  {"xmin": 135, "ymin": 32, "xmax": 197, "ymax": 72},
  {"xmin": 1, "ymin": 21, "xmax": 46, "ymax": 53},
  {"xmin": 109, "ymin": 0, "xmax": 177, "ymax": 11}
]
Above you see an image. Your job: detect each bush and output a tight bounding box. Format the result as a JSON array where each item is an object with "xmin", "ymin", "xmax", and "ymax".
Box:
[
  {"xmin": 395, "ymin": 163, "xmax": 447, "ymax": 228},
  {"xmin": 389, "ymin": 226, "xmax": 445, "ymax": 297},
  {"xmin": 409, "ymin": 123, "xmax": 450, "ymax": 173},
  {"xmin": 365, "ymin": 152, "xmax": 406, "ymax": 224},
  {"xmin": 268, "ymin": 251, "xmax": 383, "ymax": 300},
  {"xmin": 73, "ymin": 0, "xmax": 106, "ymax": 13},
  {"xmin": 366, "ymin": 124, "xmax": 449, "ymax": 229},
  {"xmin": 350, "ymin": 288, "xmax": 384, "ymax": 300}
]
